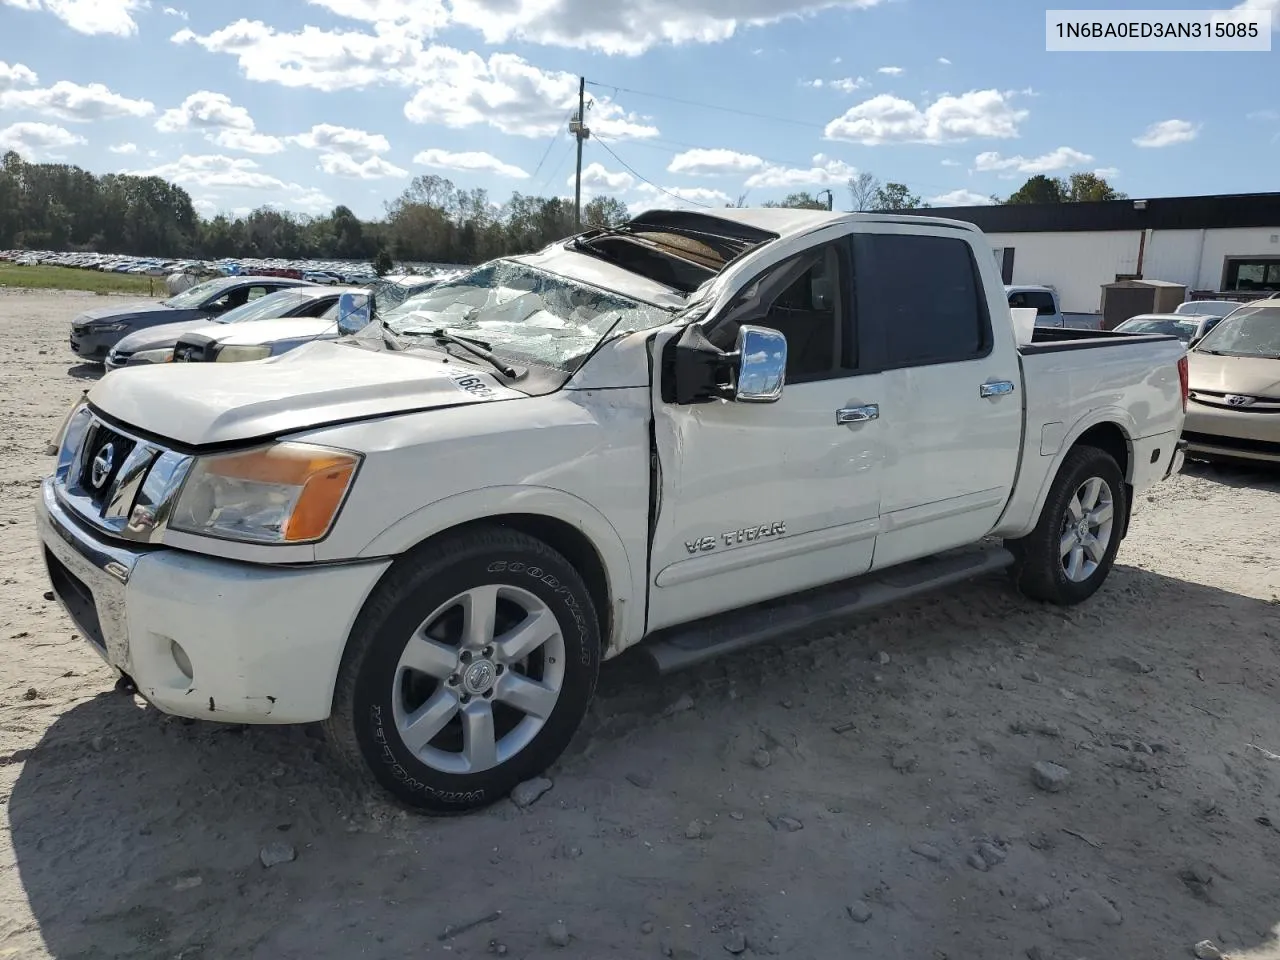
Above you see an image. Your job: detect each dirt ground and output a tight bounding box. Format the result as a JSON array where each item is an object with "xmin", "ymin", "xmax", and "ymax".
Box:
[{"xmin": 2, "ymin": 289, "xmax": 1279, "ymax": 960}]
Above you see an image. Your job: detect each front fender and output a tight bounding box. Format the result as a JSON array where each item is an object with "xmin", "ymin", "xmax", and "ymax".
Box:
[{"xmin": 356, "ymin": 484, "xmax": 642, "ymax": 656}]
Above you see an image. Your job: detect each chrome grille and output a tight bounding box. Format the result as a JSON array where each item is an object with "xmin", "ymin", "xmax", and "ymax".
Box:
[
  {"xmin": 1188, "ymin": 390, "xmax": 1280, "ymax": 413},
  {"xmin": 54, "ymin": 408, "xmax": 192, "ymax": 544}
]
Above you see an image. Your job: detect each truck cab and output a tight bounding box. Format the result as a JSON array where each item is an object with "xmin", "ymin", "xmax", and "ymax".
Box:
[{"xmin": 1006, "ymin": 284, "xmax": 1065, "ymax": 329}]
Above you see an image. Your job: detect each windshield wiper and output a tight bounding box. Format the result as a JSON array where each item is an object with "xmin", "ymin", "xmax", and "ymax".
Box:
[{"xmin": 427, "ymin": 328, "xmax": 518, "ymax": 378}]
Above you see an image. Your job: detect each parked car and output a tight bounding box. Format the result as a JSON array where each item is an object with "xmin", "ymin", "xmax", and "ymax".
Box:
[
  {"xmin": 1006, "ymin": 284, "xmax": 1064, "ymax": 328},
  {"xmin": 37, "ymin": 208, "xmax": 1188, "ymax": 813},
  {"xmin": 171, "ymin": 287, "xmax": 368, "ymax": 363},
  {"xmin": 1175, "ymin": 300, "xmax": 1241, "ymax": 319},
  {"xmin": 106, "ymin": 286, "xmax": 361, "ymax": 371},
  {"xmin": 1183, "ymin": 297, "xmax": 1280, "ymax": 463},
  {"xmin": 1113, "ymin": 314, "xmax": 1202, "ymax": 343},
  {"xmin": 70, "ymin": 275, "xmax": 315, "ymax": 362}
]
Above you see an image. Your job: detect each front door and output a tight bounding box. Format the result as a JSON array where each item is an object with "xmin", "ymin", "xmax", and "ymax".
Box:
[
  {"xmin": 647, "ymin": 239, "xmax": 885, "ymax": 632},
  {"xmin": 850, "ymin": 228, "xmax": 1024, "ymax": 570}
]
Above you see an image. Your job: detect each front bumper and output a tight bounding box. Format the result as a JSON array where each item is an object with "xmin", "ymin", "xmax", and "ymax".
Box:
[
  {"xmin": 36, "ymin": 478, "xmax": 390, "ymax": 724},
  {"xmin": 71, "ymin": 327, "xmax": 124, "ymax": 360},
  {"xmin": 1184, "ymin": 403, "xmax": 1280, "ymax": 463}
]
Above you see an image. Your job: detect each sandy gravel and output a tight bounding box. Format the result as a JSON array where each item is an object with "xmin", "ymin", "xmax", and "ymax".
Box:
[{"xmin": 1, "ymin": 289, "xmax": 1279, "ymax": 960}]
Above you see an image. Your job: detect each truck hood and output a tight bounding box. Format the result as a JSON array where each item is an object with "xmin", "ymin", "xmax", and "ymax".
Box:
[
  {"xmin": 114, "ymin": 318, "xmax": 219, "ymax": 353},
  {"xmin": 76, "ymin": 301, "xmax": 174, "ymax": 323},
  {"xmin": 199, "ymin": 316, "xmax": 337, "ymax": 346},
  {"xmin": 89, "ymin": 340, "xmax": 526, "ymax": 446},
  {"xmin": 1188, "ymin": 351, "xmax": 1280, "ymax": 397}
]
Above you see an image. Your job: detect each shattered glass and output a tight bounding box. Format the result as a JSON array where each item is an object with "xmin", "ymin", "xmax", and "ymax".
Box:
[{"xmin": 378, "ymin": 260, "xmax": 673, "ymax": 371}]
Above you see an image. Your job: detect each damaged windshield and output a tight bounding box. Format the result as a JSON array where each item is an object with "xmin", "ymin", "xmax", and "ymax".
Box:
[{"xmin": 376, "ymin": 260, "xmax": 673, "ymax": 371}]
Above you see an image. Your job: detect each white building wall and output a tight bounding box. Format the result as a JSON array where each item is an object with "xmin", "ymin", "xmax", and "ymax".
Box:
[
  {"xmin": 985, "ymin": 230, "xmax": 1141, "ymax": 312},
  {"xmin": 1198, "ymin": 227, "xmax": 1280, "ymax": 288},
  {"xmin": 985, "ymin": 226, "xmax": 1280, "ymax": 312},
  {"xmin": 1143, "ymin": 230, "xmax": 1202, "ymax": 290}
]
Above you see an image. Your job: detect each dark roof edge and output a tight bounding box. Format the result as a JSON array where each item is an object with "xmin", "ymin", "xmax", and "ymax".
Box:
[{"xmin": 898, "ymin": 192, "xmax": 1280, "ymax": 234}]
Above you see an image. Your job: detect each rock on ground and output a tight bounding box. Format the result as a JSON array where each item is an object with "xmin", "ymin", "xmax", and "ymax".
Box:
[
  {"xmin": 259, "ymin": 842, "xmax": 296, "ymax": 868},
  {"xmin": 510, "ymin": 777, "xmax": 553, "ymax": 808},
  {"xmin": 1031, "ymin": 760, "xmax": 1070, "ymax": 792}
]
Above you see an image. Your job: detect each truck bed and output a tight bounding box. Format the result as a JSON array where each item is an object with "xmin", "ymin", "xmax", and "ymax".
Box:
[{"xmin": 1019, "ymin": 326, "xmax": 1182, "ymax": 355}]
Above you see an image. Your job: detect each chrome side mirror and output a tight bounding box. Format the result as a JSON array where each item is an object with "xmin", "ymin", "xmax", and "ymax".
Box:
[
  {"xmin": 734, "ymin": 325, "xmax": 786, "ymax": 403},
  {"xmin": 336, "ymin": 291, "xmax": 373, "ymax": 336}
]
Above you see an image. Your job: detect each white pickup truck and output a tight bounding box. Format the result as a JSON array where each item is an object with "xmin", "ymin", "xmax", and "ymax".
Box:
[{"xmin": 37, "ymin": 209, "xmax": 1188, "ymax": 813}]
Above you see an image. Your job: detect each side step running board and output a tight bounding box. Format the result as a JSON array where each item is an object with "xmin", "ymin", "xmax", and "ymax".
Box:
[{"xmin": 642, "ymin": 544, "xmax": 1015, "ymax": 674}]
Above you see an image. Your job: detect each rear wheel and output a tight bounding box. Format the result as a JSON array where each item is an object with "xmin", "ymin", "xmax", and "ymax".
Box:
[
  {"xmin": 324, "ymin": 527, "xmax": 601, "ymax": 813},
  {"xmin": 1006, "ymin": 445, "xmax": 1126, "ymax": 606}
]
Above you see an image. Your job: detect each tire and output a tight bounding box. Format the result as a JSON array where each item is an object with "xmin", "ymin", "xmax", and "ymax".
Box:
[
  {"xmin": 1006, "ymin": 445, "xmax": 1127, "ymax": 606},
  {"xmin": 324, "ymin": 526, "xmax": 601, "ymax": 813}
]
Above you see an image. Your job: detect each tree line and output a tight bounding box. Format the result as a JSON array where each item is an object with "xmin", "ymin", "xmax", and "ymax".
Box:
[{"xmin": 0, "ymin": 149, "xmax": 1127, "ymax": 268}]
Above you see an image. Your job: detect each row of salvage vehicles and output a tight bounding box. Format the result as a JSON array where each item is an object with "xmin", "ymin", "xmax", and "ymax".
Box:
[{"xmin": 41, "ymin": 207, "xmax": 1204, "ymax": 814}]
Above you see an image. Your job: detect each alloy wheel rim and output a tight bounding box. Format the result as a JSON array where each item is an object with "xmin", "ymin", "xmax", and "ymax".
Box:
[
  {"xmin": 1059, "ymin": 476, "xmax": 1114, "ymax": 583},
  {"xmin": 391, "ymin": 584, "xmax": 565, "ymax": 774}
]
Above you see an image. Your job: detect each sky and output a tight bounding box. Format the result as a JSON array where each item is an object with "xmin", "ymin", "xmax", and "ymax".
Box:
[{"xmin": 0, "ymin": 0, "xmax": 1276, "ymax": 221}]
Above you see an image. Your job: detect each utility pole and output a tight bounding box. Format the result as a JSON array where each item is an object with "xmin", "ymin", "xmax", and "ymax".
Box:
[
  {"xmin": 570, "ymin": 76, "xmax": 590, "ymax": 230},
  {"xmin": 817, "ymin": 188, "xmax": 834, "ymax": 211}
]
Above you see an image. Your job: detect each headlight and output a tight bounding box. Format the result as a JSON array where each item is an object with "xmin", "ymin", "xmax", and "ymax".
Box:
[
  {"xmin": 214, "ymin": 344, "xmax": 271, "ymax": 363},
  {"xmin": 169, "ymin": 442, "xmax": 361, "ymax": 544},
  {"xmin": 94, "ymin": 322, "xmax": 128, "ymax": 333},
  {"xmin": 50, "ymin": 397, "xmax": 90, "ymax": 460},
  {"xmin": 129, "ymin": 347, "xmax": 174, "ymax": 364}
]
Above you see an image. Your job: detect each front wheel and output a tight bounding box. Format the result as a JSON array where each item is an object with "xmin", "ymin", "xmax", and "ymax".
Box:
[
  {"xmin": 1006, "ymin": 445, "xmax": 1127, "ymax": 606},
  {"xmin": 324, "ymin": 527, "xmax": 601, "ymax": 813}
]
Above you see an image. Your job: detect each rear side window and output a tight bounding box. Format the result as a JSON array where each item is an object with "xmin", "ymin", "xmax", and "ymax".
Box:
[
  {"xmin": 854, "ymin": 233, "xmax": 991, "ymax": 367},
  {"xmin": 1009, "ymin": 291, "xmax": 1057, "ymax": 316}
]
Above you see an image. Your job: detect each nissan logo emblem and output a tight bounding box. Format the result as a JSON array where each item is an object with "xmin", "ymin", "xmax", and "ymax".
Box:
[{"xmin": 90, "ymin": 442, "xmax": 116, "ymax": 490}]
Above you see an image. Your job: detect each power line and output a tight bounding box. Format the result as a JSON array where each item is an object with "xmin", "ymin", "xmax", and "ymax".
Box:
[
  {"xmin": 535, "ymin": 139, "xmax": 575, "ymax": 195},
  {"xmin": 586, "ymin": 78, "xmax": 827, "ymax": 130},
  {"xmin": 529, "ymin": 111, "xmax": 575, "ymax": 182},
  {"xmin": 592, "ymin": 135, "xmax": 715, "ymax": 208}
]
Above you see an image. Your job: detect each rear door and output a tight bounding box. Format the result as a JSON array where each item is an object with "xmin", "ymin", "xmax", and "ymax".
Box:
[
  {"xmin": 851, "ymin": 227, "xmax": 1024, "ymax": 570},
  {"xmin": 646, "ymin": 238, "xmax": 885, "ymax": 631}
]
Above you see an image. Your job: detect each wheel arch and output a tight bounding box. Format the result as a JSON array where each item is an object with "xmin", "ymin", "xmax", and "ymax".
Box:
[
  {"xmin": 997, "ymin": 409, "xmax": 1137, "ymax": 540},
  {"xmin": 354, "ymin": 486, "xmax": 641, "ymax": 657}
]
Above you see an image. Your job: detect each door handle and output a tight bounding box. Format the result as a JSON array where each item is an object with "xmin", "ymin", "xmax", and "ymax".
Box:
[
  {"xmin": 980, "ymin": 380, "xmax": 1016, "ymax": 398},
  {"xmin": 836, "ymin": 404, "xmax": 879, "ymax": 424}
]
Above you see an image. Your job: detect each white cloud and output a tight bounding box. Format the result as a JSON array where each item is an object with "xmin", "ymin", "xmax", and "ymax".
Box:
[
  {"xmin": 404, "ymin": 49, "xmax": 658, "ymax": 138},
  {"xmin": 0, "ymin": 79, "xmax": 154, "ymax": 122},
  {"xmin": 0, "ymin": 0, "xmax": 144, "ymax": 36},
  {"xmin": 108, "ymin": 141, "xmax": 137, "ymax": 154},
  {"xmin": 825, "ymin": 89, "xmax": 1027, "ymax": 145},
  {"xmin": 414, "ymin": 148, "xmax": 528, "ymax": 178},
  {"xmin": 306, "ymin": 0, "xmax": 451, "ymax": 33},
  {"xmin": 574, "ymin": 162, "xmax": 635, "ymax": 193},
  {"xmin": 667, "ymin": 148, "xmax": 765, "ymax": 176},
  {"xmin": 317, "ymin": 152, "xmax": 407, "ymax": 179},
  {"xmin": 629, "ymin": 183, "xmax": 734, "ymax": 214},
  {"xmin": 285, "ymin": 186, "xmax": 336, "ymax": 213},
  {"xmin": 291, "ymin": 123, "xmax": 390, "ymax": 159},
  {"xmin": 173, "ymin": 22, "xmax": 657, "ymax": 141},
  {"xmin": 938, "ymin": 56, "xmax": 951, "ymax": 65},
  {"xmin": 163, "ymin": 6, "xmax": 188, "ymax": 17},
  {"xmin": 877, "ymin": 65, "xmax": 904, "ymax": 75},
  {"xmin": 745, "ymin": 153, "xmax": 857, "ymax": 189},
  {"xmin": 155, "ymin": 91, "xmax": 284, "ymax": 154},
  {"xmin": 171, "ymin": 19, "xmax": 427, "ymax": 92},
  {"xmin": 930, "ymin": 188, "xmax": 994, "ymax": 206},
  {"xmin": 131, "ymin": 154, "xmax": 289, "ymax": 191},
  {"xmin": 1094, "ymin": 166, "xmax": 1120, "ymax": 178},
  {"xmin": 192, "ymin": 198, "xmax": 218, "ymax": 218},
  {"xmin": 974, "ymin": 146, "xmax": 1094, "ymax": 175},
  {"xmin": 941, "ymin": 158, "xmax": 960, "ymax": 166},
  {"xmin": 830, "ymin": 76, "xmax": 868, "ymax": 93},
  {"xmin": 1233, "ymin": 0, "xmax": 1279, "ymax": 30},
  {"xmin": 0, "ymin": 61, "xmax": 38, "ymax": 91},
  {"xmin": 1133, "ymin": 118, "xmax": 1200, "ymax": 147},
  {"xmin": 0, "ymin": 120, "xmax": 86, "ymax": 157},
  {"xmin": 444, "ymin": 0, "xmax": 887, "ymax": 56}
]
